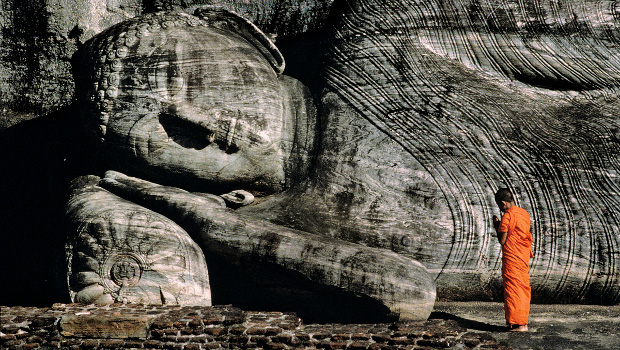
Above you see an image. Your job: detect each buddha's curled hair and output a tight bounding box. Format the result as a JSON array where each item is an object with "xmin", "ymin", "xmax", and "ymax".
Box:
[{"xmin": 72, "ymin": 10, "xmax": 284, "ymax": 142}]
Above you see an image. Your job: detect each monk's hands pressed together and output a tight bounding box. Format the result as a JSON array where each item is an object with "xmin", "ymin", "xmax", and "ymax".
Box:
[{"xmin": 493, "ymin": 215, "xmax": 501, "ymax": 232}]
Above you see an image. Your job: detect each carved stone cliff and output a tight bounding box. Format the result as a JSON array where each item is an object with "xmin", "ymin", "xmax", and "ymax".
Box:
[{"xmin": 1, "ymin": 0, "xmax": 618, "ymax": 314}]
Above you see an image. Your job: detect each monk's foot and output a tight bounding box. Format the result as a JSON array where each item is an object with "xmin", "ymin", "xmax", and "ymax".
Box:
[{"xmin": 508, "ymin": 324, "xmax": 528, "ymax": 332}]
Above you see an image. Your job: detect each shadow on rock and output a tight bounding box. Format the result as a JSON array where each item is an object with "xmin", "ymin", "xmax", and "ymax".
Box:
[{"xmin": 429, "ymin": 311, "xmax": 506, "ymax": 332}]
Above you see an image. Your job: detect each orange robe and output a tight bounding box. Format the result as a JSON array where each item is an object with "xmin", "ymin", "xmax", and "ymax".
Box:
[{"xmin": 499, "ymin": 206, "xmax": 533, "ymax": 326}]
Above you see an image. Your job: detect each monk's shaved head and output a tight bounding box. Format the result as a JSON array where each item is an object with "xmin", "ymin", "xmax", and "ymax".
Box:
[{"xmin": 495, "ymin": 188, "xmax": 514, "ymax": 204}]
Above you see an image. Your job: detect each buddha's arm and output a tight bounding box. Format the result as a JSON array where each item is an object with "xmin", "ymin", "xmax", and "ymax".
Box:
[{"xmin": 100, "ymin": 170, "xmax": 436, "ymax": 320}]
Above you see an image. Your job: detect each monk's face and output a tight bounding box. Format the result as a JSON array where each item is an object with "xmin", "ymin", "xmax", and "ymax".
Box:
[
  {"xmin": 94, "ymin": 23, "xmax": 290, "ymax": 193},
  {"xmin": 496, "ymin": 200, "xmax": 510, "ymax": 212}
]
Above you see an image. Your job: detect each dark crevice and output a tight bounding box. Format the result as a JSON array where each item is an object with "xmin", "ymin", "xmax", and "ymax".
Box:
[{"xmin": 159, "ymin": 113, "xmax": 212, "ymax": 150}]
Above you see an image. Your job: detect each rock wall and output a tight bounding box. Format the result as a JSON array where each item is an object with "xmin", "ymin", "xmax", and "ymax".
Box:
[
  {"xmin": 311, "ymin": 0, "xmax": 620, "ymax": 304},
  {"xmin": 0, "ymin": 0, "xmax": 332, "ymax": 128}
]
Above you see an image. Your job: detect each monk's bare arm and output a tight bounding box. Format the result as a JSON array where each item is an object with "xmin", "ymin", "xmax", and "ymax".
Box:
[
  {"xmin": 496, "ymin": 231, "xmax": 507, "ymax": 246},
  {"xmin": 493, "ymin": 215, "xmax": 507, "ymax": 246}
]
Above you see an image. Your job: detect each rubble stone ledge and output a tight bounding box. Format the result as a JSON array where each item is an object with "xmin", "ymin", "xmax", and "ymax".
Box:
[{"xmin": 1, "ymin": 304, "xmax": 510, "ymax": 349}]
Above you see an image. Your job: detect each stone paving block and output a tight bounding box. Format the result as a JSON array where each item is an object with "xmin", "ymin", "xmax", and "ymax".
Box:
[
  {"xmin": 370, "ymin": 333, "xmax": 391, "ymax": 343},
  {"xmin": 249, "ymin": 335, "xmax": 270, "ymax": 345},
  {"xmin": 388, "ymin": 336, "xmax": 411, "ymax": 346},
  {"xmin": 203, "ymin": 316, "xmax": 225, "ymax": 325},
  {"xmin": 229, "ymin": 325, "xmax": 246, "ymax": 335},
  {"xmin": 266, "ymin": 342, "xmax": 287, "ymax": 350},
  {"xmin": 228, "ymin": 335, "xmax": 250, "ymax": 344},
  {"xmin": 152, "ymin": 320, "xmax": 175, "ymax": 329},
  {"xmin": 272, "ymin": 334, "xmax": 293, "ymax": 343},
  {"xmin": 98, "ymin": 338, "xmax": 126, "ymax": 348},
  {"xmin": 1, "ymin": 334, "xmax": 17, "ymax": 341},
  {"xmin": 144, "ymin": 339, "xmax": 165, "ymax": 348},
  {"xmin": 246, "ymin": 326, "xmax": 267, "ymax": 335},
  {"xmin": 312, "ymin": 332, "xmax": 331, "ymax": 340},
  {"xmin": 326, "ymin": 341, "xmax": 349, "ymax": 350},
  {"xmin": 80, "ymin": 339, "xmax": 100, "ymax": 348},
  {"xmin": 366, "ymin": 344, "xmax": 384, "ymax": 350},
  {"xmin": 331, "ymin": 333, "xmax": 350, "ymax": 341},
  {"xmin": 417, "ymin": 338, "xmax": 452, "ymax": 348},
  {"xmin": 30, "ymin": 316, "xmax": 56, "ymax": 328},
  {"xmin": 203, "ymin": 326, "xmax": 227, "ymax": 336},
  {"xmin": 15, "ymin": 330, "xmax": 32, "ymax": 339},
  {"xmin": 163, "ymin": 329, "xmax": 179, "ymax": 336},
  {"xmin": 60, "ymin": 314, "xmax": 154, "ymax": 339},
  {"xmin": 264, "ymin": 327, "xmax": 283, "ymax": 336},
  {"xmin": 188, "ymin": 318, "xmax": 202, "ymax": 328},
  {"xmin": 60, "ymin": 339, "xmax": 82, "ymax": 347},
  {"xmin": 349, "ymin": 340, "xmax": 372, "ymax": 349},
  {"xmin": 351, "ymin": 333, "xmax": 372, "ymax": 341}
]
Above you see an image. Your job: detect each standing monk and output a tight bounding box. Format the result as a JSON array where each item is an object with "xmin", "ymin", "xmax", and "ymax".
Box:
[{"xmin": 493, "ymin": 188, "xmax": 534, "ymax": 332}]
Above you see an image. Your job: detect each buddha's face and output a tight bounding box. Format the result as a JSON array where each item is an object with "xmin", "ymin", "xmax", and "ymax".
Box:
[{"xmin": 78, "ymin": 12, "xmax": 301, "ymax": 194}]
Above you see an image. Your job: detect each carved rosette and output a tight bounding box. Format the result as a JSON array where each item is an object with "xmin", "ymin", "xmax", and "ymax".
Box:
[
  {"xmin": 66, "ymin": 176, "xmax": 211, "ymax": 305},
  {"xmin": 99, "ymin": 252, "xmax": 146, "ymax": 301}
]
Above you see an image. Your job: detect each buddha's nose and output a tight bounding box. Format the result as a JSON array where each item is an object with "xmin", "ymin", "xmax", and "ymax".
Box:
[{"xmin": 163, "ymin": 102, "xmax": 274, "ymax": 152}]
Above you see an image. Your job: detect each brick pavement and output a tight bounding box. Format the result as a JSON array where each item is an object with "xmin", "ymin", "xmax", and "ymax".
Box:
[{"xmin": 1, "ymin": 304, "xmax": 510, "ymax": 349}]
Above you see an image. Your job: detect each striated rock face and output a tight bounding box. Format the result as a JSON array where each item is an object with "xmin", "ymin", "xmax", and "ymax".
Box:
[
  {"xmin": 0, "ymin": 0, "xmax": 142, "ymax": 126},
  {"xmin": 154, "ymin": 0, "xmax": 335, "ymax": 36},
  {"xmin": 279, "ymin": 0, "xmax": 619, "ymax": 303},
  {"xmin": 54, "ymin": 1, "xmax": 620, "ymax": 312}
]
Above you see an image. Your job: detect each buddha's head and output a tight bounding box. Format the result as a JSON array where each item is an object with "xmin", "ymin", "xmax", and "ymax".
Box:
[{"xmin": 73, "ymin": 10, "xmax": 315, "ymax": 194}]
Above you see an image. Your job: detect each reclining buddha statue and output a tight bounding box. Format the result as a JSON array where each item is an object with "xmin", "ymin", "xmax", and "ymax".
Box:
[{"xmin": 66, "ymin": 1, "xmax": 619, "ymax": 322}]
